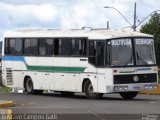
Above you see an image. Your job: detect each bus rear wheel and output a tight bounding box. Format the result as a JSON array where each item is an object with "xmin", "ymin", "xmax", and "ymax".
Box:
[
  {"xmin": 84, "ymin": 81, "xmax": 103, "ymax": 99},
  {"xmin": 119, "ymin": 92, "xmax": 138, "ymax": 100},
  {"xmin": 25, "ymin": 77, "xmax": 43, "ymax": 95}
]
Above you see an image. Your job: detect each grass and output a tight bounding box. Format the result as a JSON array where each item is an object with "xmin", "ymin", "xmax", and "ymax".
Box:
[{"xmin": 0, "ymin": 86, "xmax": 12, "ymax": 93}]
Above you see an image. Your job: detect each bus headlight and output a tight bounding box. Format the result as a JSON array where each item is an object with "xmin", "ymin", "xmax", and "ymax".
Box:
[
  {"xmin": 124, "ymin": 86, "xmax": 128, "ymax": 90},
  {"xmin": 145, "ymin": 84, "xmax": 157, "ymax": 90},
  {"xmin": 119, "ymin": 86, "xmax": 123, "ymax": 91},
  {"xmin": 149, "ymin": 85, "xmax": 153, "ymax": 89},
  {"xmin": 114, "ymin": 86, "xmax": 118, "ymax": 91},
  {"xmin": 144, "ymin": 85, "xmax": 149, "ymax": 90},
  {"xmin": 153, "ymin": 85, "xmax": 157, "ymax": 90}
]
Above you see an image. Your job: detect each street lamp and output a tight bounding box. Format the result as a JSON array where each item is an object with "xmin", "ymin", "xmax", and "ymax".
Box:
[
  {"xmin": 104, "ymin": 3, "xmax": 160, "ymax": 31},
  {"xmin": 136, "ymin": 10, "xmax": 160, "ymax": 28},
  {"xmin": 104, "ymin": 6, "xmax": 132, "ymax": 28}
]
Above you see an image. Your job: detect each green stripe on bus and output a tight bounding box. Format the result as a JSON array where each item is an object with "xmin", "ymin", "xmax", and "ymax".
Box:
[{"xmin": 27, "ymin": 66, "xmax": 86, "ymax": 72}]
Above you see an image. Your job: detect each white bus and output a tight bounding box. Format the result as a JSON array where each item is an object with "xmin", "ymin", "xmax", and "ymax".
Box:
[{"xmin": 2, "ymin": 29, "xmax": 158, "ymax": 99}]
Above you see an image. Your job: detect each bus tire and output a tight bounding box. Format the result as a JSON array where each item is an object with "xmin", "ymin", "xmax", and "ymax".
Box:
[
  {"xmin": 60, "ymin": 92, "xmax": 74, "ymax": 96},
  {"xmin": 25, "ymin": 77, "xmax": 43, "ymax": 95},
  {"xmin": 119, "ymin": 92, "xmax": 138, "ymax": 100},
  {"xmin": 84, "ymin": 81, "xmax": 103, "ymax": 99}
]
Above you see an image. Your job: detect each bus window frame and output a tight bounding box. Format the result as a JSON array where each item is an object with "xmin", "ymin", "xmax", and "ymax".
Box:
[
  {"xmin": 23, "ymin": 38, "xmax": 39, "ymax": 56},
  {"xmin": 53, "ymin": 37, "xmax": 88, "ymax": 57},
  {"xmin": 70, "ymin": 38, "xmax": 87, "ymax": 57},
  {"xmin": 4, "ymin": 37, "xmax": 88, "ymax": 58},
  {"xmin": 106, "ymin": 37, "xmax": 157, "ymax": 68},
  {"xmin": 5, "ymin": 38, "xmax": 23, "ymax": 56},
  {"xmin": 134, "ymin": 37, "xmax": 157, "ymax": 66},
  {"xmin": 88, "ymin": 40, "xmax": 106, "ymax": 68}
]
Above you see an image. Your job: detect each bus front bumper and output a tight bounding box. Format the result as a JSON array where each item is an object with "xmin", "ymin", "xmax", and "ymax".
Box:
[{"xmin": 106, "ymin": 83, "xmax": 158, "ymax": 93}]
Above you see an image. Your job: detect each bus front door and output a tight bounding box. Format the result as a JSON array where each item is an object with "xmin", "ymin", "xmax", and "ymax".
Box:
[{"xmin": 97, "ymin": 41, "xmax": 105, "ymax": 67}]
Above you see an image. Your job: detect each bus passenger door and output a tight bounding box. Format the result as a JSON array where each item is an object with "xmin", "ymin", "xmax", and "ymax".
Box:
[
  {"xmin": 96, "ymin": 41, "xmax": 107, "ymax": 92},
  {"xmin": 97, "ymin": 41, "xmax": 105, "ymax": 67}
]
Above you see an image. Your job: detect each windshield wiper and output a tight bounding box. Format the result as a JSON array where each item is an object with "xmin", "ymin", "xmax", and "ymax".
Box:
[
  {"xmin": 136, "ymin": 51, "xmax": 149, "ymax": 65},
  {"xmin": 124, "ymin": 52, "xmax": 133, "ymax": 65}
]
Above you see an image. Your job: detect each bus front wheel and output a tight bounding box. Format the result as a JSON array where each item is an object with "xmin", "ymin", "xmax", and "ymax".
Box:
[
  {"xmin": 84, "ymin": 81, "xmax": 103, "ymax": 99},
  {"xmin": 25, "ymin": 77, "xmax": 43, "ymax": 95},
  {"xmin": 119, "ymin": 92, "xmax": 138, "ymax": 100}
]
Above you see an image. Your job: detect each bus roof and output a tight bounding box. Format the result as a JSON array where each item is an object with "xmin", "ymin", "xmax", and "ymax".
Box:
[{"xmin": 4, "ymin": 29, "xmax": 153, "ymax": 39}]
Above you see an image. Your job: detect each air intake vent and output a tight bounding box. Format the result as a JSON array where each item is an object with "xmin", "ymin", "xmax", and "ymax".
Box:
[{"xmin": 6, "ymin": 68, "xmax": 13, "ymax": 85}]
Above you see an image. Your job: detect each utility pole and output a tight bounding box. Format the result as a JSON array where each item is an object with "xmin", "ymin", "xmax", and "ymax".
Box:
[
  {"xmin": 133, "ymin": 2, "xmax": 136, "ymax": 31},
  {"xmin": 105, "ymin": 2, "xmax": 160, "ymax": 31}
]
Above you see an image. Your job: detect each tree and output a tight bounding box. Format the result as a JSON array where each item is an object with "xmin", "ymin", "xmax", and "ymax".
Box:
[{"xmin": 140, "ymin": 12, "xmax": 160, "ymax": 65}]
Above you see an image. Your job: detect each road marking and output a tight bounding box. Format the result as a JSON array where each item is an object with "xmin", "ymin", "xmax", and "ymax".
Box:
[
  {"xmin": 29, "ymin": 102, "xmax": 37, "ymax": 105},
  {"xmin": 21, "ymin": 104, "xmax": 25, "ymax": 106},
  {"xmin": 149, "ymin": 101, "xmax": 157, "ymax": 104},
  {"xmin": 127, "ymin": 102, "xmax": 133, "ymax": 103}
]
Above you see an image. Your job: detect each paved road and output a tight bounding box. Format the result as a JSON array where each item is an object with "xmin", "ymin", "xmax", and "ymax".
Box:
[{"xmin": 1, "ymin": 93, "xmax": 160, "ymax": 120}]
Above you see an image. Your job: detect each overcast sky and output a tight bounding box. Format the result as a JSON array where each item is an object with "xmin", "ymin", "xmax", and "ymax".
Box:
[{"xmin": 0, "ymin": 0, "xmax": 160, "ymax": 40}]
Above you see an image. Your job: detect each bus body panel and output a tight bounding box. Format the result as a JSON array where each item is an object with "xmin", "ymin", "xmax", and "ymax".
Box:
[
  {"xmin": 2, "ymin": 55, "xmax": 158, "ymax": 93},
  {"xmin": 97, "ymin": 68, "xmax": 113, "ymax": 93},
  {"xmin": 2, "ymin": 29, "xmax": 158, "ymax": 96}
]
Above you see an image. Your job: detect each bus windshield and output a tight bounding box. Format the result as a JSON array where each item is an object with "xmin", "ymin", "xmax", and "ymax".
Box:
[
  {"xmin": 135, "ymin": 38, "xmax": 156, "ymax": 65},
  {"xmin": 107, "ymin": 38, "xmax": 156, "ymax": 66},
  {"xmin": 107, "ymin": 38, "xmax": 134, "ymax": 66}
]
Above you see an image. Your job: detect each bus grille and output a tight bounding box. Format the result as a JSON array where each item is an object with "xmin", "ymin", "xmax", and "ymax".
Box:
[
  {"xmin": 114, "ymin": 73, "xmax": 157, "ymax": 84},
  {"xmin": 6, "ymin": 68, "xmax": 13, "ymax": 85}
]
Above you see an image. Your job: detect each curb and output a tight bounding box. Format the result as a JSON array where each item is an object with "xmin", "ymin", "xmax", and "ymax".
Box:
[
  {"xmin": 139, "ymin": 84, "xmax": 160, "ymax": 95},
  {"xmin": 0, "ymin": 101, "xmax": 14, "ymax": 108}
]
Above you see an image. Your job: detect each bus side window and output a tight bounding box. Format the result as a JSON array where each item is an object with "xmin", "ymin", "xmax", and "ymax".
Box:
[
  {"xmin": 24, "ymin": 38, "xmax": 38, "ymax": 55},
  {"xmin": 54, "ymin": 38, "xmax": 70, "ymax": 56},
  {"xmin": 7, "ymin": 38, "xmax": 23, "ymax": 55},
  {"xmin": 89, "ymin": 41, "xmax": 96, "ymax": 65},
  {"xmin": 24, "ymin": 39, "xmax": 31, "ymax": 55},
  {"xmin": 46, "ymin": 39, "xmax": 54, "ymax": 56},
  {"xmin": 71, "ymin": 39, "xmax": 79, "ymax": 55},
  {"xmin": 5, "ymin": 39, "xmax": 9, "ymax": 55},
  {"xmin": 15, "ymin": 38, "xmax": 23, "ymax": 55},
  {"xmin": 8, "ymin": 38, "xmax": 16, "ymax": 55},
  {"xmin": 39, "ymin": 39, "xmax": 46, "ymax": 56},
  {"xmin": 30, "ymin": 39, "xmax": 38, "ymax": 55},
  {"xmin": 71, "ymin": 39, "xmax": 86, "ymax": 56}
]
